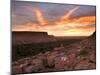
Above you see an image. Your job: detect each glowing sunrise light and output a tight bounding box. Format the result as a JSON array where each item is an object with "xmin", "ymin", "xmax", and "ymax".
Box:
[{"xmin": 12, "ymin": 3, "xmax": 96, "ymax": 36}]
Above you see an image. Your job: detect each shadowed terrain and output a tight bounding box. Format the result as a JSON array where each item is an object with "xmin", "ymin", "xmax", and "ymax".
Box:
[
  {"xmin": 11, "ymin": 1, "xmax": 96, "ymax": 74},
  {"xmin": 12, "ymin": 31, "xmax": 56, "ymax": 44},
  {"xmin": 12, "ymin": 32, "xmax": 96, "ymax": 74}
]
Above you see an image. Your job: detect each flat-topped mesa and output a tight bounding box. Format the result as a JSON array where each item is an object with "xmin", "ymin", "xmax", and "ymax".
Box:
[
  {"xmin": 13, "ymin": 31, "xmax": 48, "ymax": 37},
  {"xmin": 12, "ymin": 31, "xmax": 56, "ymax": 44}
]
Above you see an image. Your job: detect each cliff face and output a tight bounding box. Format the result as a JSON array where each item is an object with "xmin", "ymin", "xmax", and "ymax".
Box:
[
  {"xmin": 92, "ymin": 32, "xmax": 96, "ymax": 37},
  {"xmin": 12, "ymin": 31, "xmax": 56, "ymax": 44},
  {"xmin": 90, "ymin": 32, "xmax": 96, "ymax": 40},
  {"xmin": 80, "ymin": 32, "xmax": 96, "ymax": 50}
]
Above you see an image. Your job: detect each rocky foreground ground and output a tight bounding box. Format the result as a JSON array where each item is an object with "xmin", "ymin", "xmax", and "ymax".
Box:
[{"xmin": 12, "ymin": 32, "xmax": 96, "ymax": 74}]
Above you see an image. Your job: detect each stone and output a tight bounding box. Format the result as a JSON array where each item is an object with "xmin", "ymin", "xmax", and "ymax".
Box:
[{"xmin": 12, "ymin": 65, "xmax": 23, "ymax": 74}]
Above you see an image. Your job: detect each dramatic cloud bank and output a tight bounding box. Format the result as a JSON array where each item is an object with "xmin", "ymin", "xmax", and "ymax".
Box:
[{"xmin": 12, "ymin": 1, "xmax": 96, "ymax": 36}]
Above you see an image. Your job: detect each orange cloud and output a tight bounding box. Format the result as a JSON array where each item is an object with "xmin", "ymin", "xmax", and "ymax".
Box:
[
  {"xmin": 74, "ymin": 16, "xmax": 96, "ymax": 25},
  {"xmin": 60, "ymin": 6, "xmax": 79, "ymax": 19},
  {"xmin": 12, "ymin": 7, "xmax": 96, "ymax": 36},
  {"xmin": 33, "ymin": 8, "xmax": 48, "ymax": 25},
  {"xmin": 54, "ymin": 6, "xmax": 79, "ymax": 25}
]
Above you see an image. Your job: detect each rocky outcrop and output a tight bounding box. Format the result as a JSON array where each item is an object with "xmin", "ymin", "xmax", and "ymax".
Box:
[{"xmin": 12, "ymin": 32, "xmax": 96, "ymax": 74}]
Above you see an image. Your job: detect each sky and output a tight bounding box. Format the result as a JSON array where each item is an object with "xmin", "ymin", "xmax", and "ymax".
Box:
[{"xmin": 11, "ymin": 0, "xmax": 96, "ymax": 36}]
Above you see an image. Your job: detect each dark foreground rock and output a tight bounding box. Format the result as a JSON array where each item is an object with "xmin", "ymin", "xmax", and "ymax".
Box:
[{"xmin": 12, "ymin": 32, "xmax": 96, "ymax": 74}]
